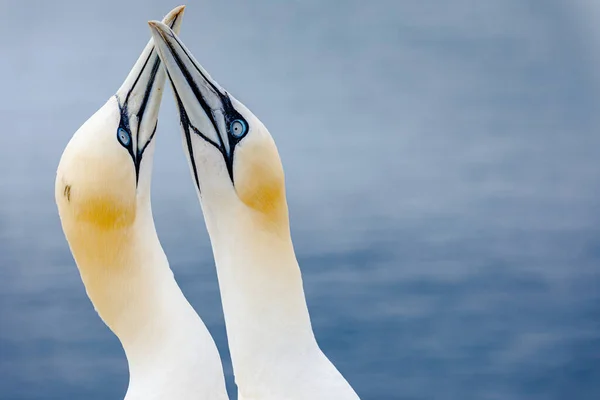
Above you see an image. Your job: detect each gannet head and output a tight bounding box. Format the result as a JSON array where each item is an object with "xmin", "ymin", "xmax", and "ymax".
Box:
[
  {"xmin": 148, "ymin": 21, "xmax": 289, "ymax": 235},
  {"xmin": 56, "ymin": 7, "xmax": 185, "ymax": 233}
]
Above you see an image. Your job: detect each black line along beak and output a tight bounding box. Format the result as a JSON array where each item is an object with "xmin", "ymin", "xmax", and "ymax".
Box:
[
  {"xmin": 148, "ymin": 20, "xmax": 249, "ymax": 187},
  {"xmin": 114, "ymin": 6, "xmax": 185, "ymax": 184}
]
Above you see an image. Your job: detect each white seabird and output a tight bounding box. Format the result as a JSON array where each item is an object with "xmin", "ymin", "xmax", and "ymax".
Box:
[
  {"xmin": 55, "ymin": 7, "xmax": 229, "ymax": 400},
  {"xmin": 148, "ymin": 20, "xmax": 361, "ymax": 400}
]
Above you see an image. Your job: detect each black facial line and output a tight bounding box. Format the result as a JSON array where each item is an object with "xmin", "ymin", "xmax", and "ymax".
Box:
[
  {"xmin": 134, "ymin": 56, "xmax": 161, "ymax": 161},
  {"xmin": 135, "ymin": 121, "xmax": 158, "ymax": 180},
  {"xmin": 123, "ymin": 48, "xmax": 155, "ymax": 105},
  {"xmin": 161, "ymin": 34, "xmax": 228, "ymax": 155},
  {"xmin": 135, "ymin": 55, "xmax": 161, "ymax": 119},
  {"xmin": 169, "ymin": 29, "xmax": 224, "ymax": 103},
  {"xmin": 168, "ymin": 73, "xmax": 200, "ymax": 191}
]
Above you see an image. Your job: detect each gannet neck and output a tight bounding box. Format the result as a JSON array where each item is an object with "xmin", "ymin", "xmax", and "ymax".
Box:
[
  {"xmin": 204, "ymin": 210, "xmax": 359, "ymax": 400},
  {"xmin": 61, "ymin": 204, "xmax": 228, "ymax": 400}
]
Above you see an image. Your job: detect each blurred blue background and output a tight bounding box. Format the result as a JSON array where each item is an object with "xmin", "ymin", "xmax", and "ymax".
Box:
[{"xmin": 1, "ymin": 1, "xmax": 599, "ymax": 399}]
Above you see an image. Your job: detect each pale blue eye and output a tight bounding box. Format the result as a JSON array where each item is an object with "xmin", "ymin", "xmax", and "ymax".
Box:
[
  {"xmin": 230, "ymin": 119, "xmax": 247, "ymax": 138},
  {"xmin": 117, "ymin": 128, "xmax": 131, "ymax": 146}
]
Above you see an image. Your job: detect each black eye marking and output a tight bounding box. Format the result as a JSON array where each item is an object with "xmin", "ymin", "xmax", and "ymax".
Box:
[
  {"xmin": 115, "ymin": 90, "xmax": 159, "ymax": 186},
  {"xmin": 114, "ymin": 99, "xmax": 139, "ymax": 185},
  {"xmin": 117, "ymin": 101, "xmax": 158, "ymax": 185},
  {"xmin": 64, "ymin": 185, "xmax": 71, "ymax": 202},
  {"xmin": 115, "ymin": 99, "xmax": 135, "ymax": 153},
  {"xmin": 117, "ymin": 127, "xmax": 131, "ymax": 147}
]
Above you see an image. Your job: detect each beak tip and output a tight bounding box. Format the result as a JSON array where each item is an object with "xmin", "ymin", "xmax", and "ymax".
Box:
[
  {"xmin": 148, "ymin": 20, "xmax": 165, "ymax": 31},
  {"xmin": 147, "ymin": 20, "xmax": 161, "ymax": 35},
  {"xmin": 161, "ymin": 5, "xmax": 185, "ymax": 30},
  {"xmin": 148, "ymin": 20, "xmax": 174, "ymax": 44},
  {"xmin": 166, "ymin": 4, "xmax": 186, "ymax": 19}
]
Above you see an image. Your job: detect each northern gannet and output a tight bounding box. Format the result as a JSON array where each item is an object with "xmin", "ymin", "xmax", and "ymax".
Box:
[
  {"xmin": 148, "ymin": 21, "xmax": 361, "ymax": 400},
  {"xmin": 55, "ymin": 7, "xmax": 228, "ymax": 400}
]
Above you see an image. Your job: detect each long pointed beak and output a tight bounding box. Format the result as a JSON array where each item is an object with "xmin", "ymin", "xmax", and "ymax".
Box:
[
  {"xmin": 147, "ymin": 20, "xmax": 245, "ymax": 184},
  {"xmin": 115, "ymin": 6, "xmax": 185, "ymax": 179}
]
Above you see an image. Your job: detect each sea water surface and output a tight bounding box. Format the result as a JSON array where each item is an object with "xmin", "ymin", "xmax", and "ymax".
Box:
[{"xmin": 0, "ymin": 1, "xmax": 599, "ymax": 399}]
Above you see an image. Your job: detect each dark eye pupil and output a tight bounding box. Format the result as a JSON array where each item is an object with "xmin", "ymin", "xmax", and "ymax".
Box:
[{"xmin": 230, "ymin": 120, "xmax": 246, "ymax": 138}]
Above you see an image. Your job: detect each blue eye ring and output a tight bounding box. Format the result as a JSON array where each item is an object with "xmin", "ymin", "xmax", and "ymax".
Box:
[
  {"xmin": 229, "ymin": 119, "xmax": 247, "ymax": 138},
  {"xmin": 117, "ymin": 127, "xmax": 131, "ymax": 147}
]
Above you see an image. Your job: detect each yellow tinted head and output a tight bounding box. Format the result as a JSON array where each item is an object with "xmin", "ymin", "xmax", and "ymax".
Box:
[
  {"xmin": 233, "ymin": 121, "xmax": 287, "ymax": 229},
  {"xmin": 56, "ymin": 97, "xmax": 138, "ymax": 231}
]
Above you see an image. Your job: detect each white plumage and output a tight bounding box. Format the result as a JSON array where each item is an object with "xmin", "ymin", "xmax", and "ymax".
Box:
[
  {"xmin": 55, "ymin": 7, "xmax": 229, "ymax": 400},
  {"xmin": 149, "ymin": 20, "xmax": 360, "ymax": 400}
]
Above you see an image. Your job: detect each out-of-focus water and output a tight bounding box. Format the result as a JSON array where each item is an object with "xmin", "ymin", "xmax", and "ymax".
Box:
[{"xmin": 1, "ymin": 1, "xmax": 599, "ymax": 399}]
